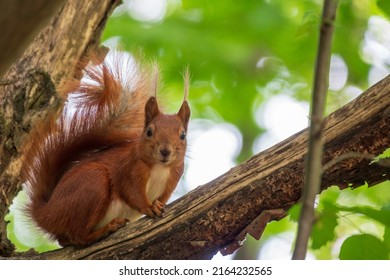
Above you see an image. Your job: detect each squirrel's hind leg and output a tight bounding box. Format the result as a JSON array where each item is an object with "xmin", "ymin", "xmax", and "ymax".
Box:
[
  {"xmin": 73, "ymin": 218, "xmax": 129, "ymax": 246},
  {"xmin": 48, "ymin": 162, "xmax": 114, "ymax": 247}
]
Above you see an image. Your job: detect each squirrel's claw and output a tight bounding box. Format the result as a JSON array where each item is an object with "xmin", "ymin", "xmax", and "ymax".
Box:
[
  {"xmin": 142, "ymin": 200, "xmax": 165, "ymax": 218},
  {"xmin": 151, "ymin": 199, "xmax": 165, "ymax": 217}
]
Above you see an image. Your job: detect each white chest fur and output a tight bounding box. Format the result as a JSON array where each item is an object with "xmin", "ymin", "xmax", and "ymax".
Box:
[
  {"xmin": 146, "ymin": 164, "xmax": 170, "ymax": 202},
  {"xmin": 95, "ymin": 165, "xmax": 170, "ymax": 229}
]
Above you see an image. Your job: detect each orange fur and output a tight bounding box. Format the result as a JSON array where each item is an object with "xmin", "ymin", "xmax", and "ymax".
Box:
[{"xmin": 21, "ymin": 50, "xmax": 190, "ymax": 246}]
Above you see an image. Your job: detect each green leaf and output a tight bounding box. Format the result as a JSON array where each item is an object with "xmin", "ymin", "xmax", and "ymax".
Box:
[
  {"xmin": 295, "ymin": 11, "xmax": 319, "ymax": 39},
  {"xmin": 288, "ymin": 204, "xmax": 301, "ymax": 222},
  {"xmin": 384, "ymin": 226, "xmax": 390, "ymax": 250},
  {"xmin": 339, "ymin": 234, "xmax": 389, "ymax": 260},
  {"xmin": 374, "ymin": 147, "xmax": 390, "ymax": 161},
  {"xmin": 377, "ymin": 0, "xmax": 390, "ymax": 18},
  {"xmin": 311, "ymin": 202, "xmax": 338, "ymax": 249},
  {"xmin": 317, "ymin": 186, "xmax": 341, "ymax": 208},
  {"xmin": 336, "ymin": 204, "xmax": 390, "ymax": 227}
]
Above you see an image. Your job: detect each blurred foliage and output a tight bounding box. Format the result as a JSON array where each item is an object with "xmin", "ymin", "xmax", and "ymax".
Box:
[
  {"xmin": 6, "ymin": 0, "xmax": 390, "ymax": 259},
  {"xmin": 339, "ymin": 234, "xmax": 388, "ymax": 260},
  {"xmin": 6, "ymin": 191, "xmax": 59, "ymax": 253},
  {"xmin": 102, "ymin": 0, "xmax": 388, "ymax": 161},
  {"xmin": 261, "ymin": 180, "xmax": 390, "ymax": 260}
]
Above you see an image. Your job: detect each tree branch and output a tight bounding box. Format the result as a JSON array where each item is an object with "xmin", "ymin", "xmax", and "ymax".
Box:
[
  {"xmin": 292, "ymin": 0, "xmax": 338, "ymax": 260},
  {"xmin": 7, "ymin": 74, "xmax": 390, "ymax": 260}
]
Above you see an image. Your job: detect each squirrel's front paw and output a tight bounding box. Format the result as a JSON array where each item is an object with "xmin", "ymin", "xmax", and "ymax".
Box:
[
  {"xmin": 151, "ymin": 199, "xmax": 165, "ymax": 217},
  {"xmin": 143, "ymin": 200, "xmax": 165, "ymax": 218}
]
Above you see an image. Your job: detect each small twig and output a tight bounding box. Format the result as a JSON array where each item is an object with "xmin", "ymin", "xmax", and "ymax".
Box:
[{"xmin": 292, "ymin": 0, "xmax": 339, "ymax": 260}]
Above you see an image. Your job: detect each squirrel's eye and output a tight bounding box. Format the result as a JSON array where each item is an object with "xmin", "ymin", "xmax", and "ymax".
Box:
[
  {"xmin": 146, "ymin": 127, "xmax": 153, "ymax": 137},
  {"xmin": 180, "ymin": 131, "xmax": 186, "ymax": 140}
]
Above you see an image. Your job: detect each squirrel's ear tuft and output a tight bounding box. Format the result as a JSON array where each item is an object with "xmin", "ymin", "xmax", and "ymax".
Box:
[
  {"xmin": 183, "ymin": 66, "xmax": 190, "ymax": 102},
  {"xmin": 177, "ymin": 67, "xmax": 191, "ymax": 130},
  {"xmin": 144, "ymin": 97, "xmax": 160, "ymax": 127},
  {"xmin": 177, "ymin": 100, "xmax": 191, "ymax": 131},
  {"xmin": 152, "ymin": 63, "xmax": 159, "ymax": 98}
]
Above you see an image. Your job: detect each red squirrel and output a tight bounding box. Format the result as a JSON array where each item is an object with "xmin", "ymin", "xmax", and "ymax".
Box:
[{"xmin": 21, "ymin": 50, "xmax": 191, "ymax": 247}]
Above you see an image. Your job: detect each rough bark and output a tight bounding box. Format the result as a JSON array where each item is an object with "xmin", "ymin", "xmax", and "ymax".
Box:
[
  {"xmin": 7, "ymin": 74, "xmax": 390, "ymax": 260},
  {"xmin": 0, "ymin": 0, "xmax": 121, "ymax": 257}
]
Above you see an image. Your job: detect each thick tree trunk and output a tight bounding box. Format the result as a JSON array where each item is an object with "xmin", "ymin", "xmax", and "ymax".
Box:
[
  {"xmin": 7, "ymin": 74, "xmax": 390, "ymax": 260},
  {"xmin": 0, "ymin": 0, "xmax": 120, "ymax": 257}
]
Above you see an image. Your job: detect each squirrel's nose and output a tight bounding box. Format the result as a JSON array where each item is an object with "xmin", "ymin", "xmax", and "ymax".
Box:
[{"xmin": 160, "ymin": 148, "xmax": 172, "ymax": 157}]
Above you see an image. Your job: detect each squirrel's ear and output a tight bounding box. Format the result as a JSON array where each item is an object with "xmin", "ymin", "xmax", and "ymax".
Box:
[
  {"xmin": 177, "ymin": 101, "xmax": 191, "ymax": 131},
  {"xmin": 144, "ymin": 97, "xmax": 160, "ymax": 127},
  {"xmin": 177, "ymin": 67, "xmax": 191, "ymax": 130}
]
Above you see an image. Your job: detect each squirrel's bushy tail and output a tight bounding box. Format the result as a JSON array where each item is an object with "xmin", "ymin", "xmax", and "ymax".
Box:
[{"xmin": 22, "ymin": 50, "xmax": 154, "ymax": 210}]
